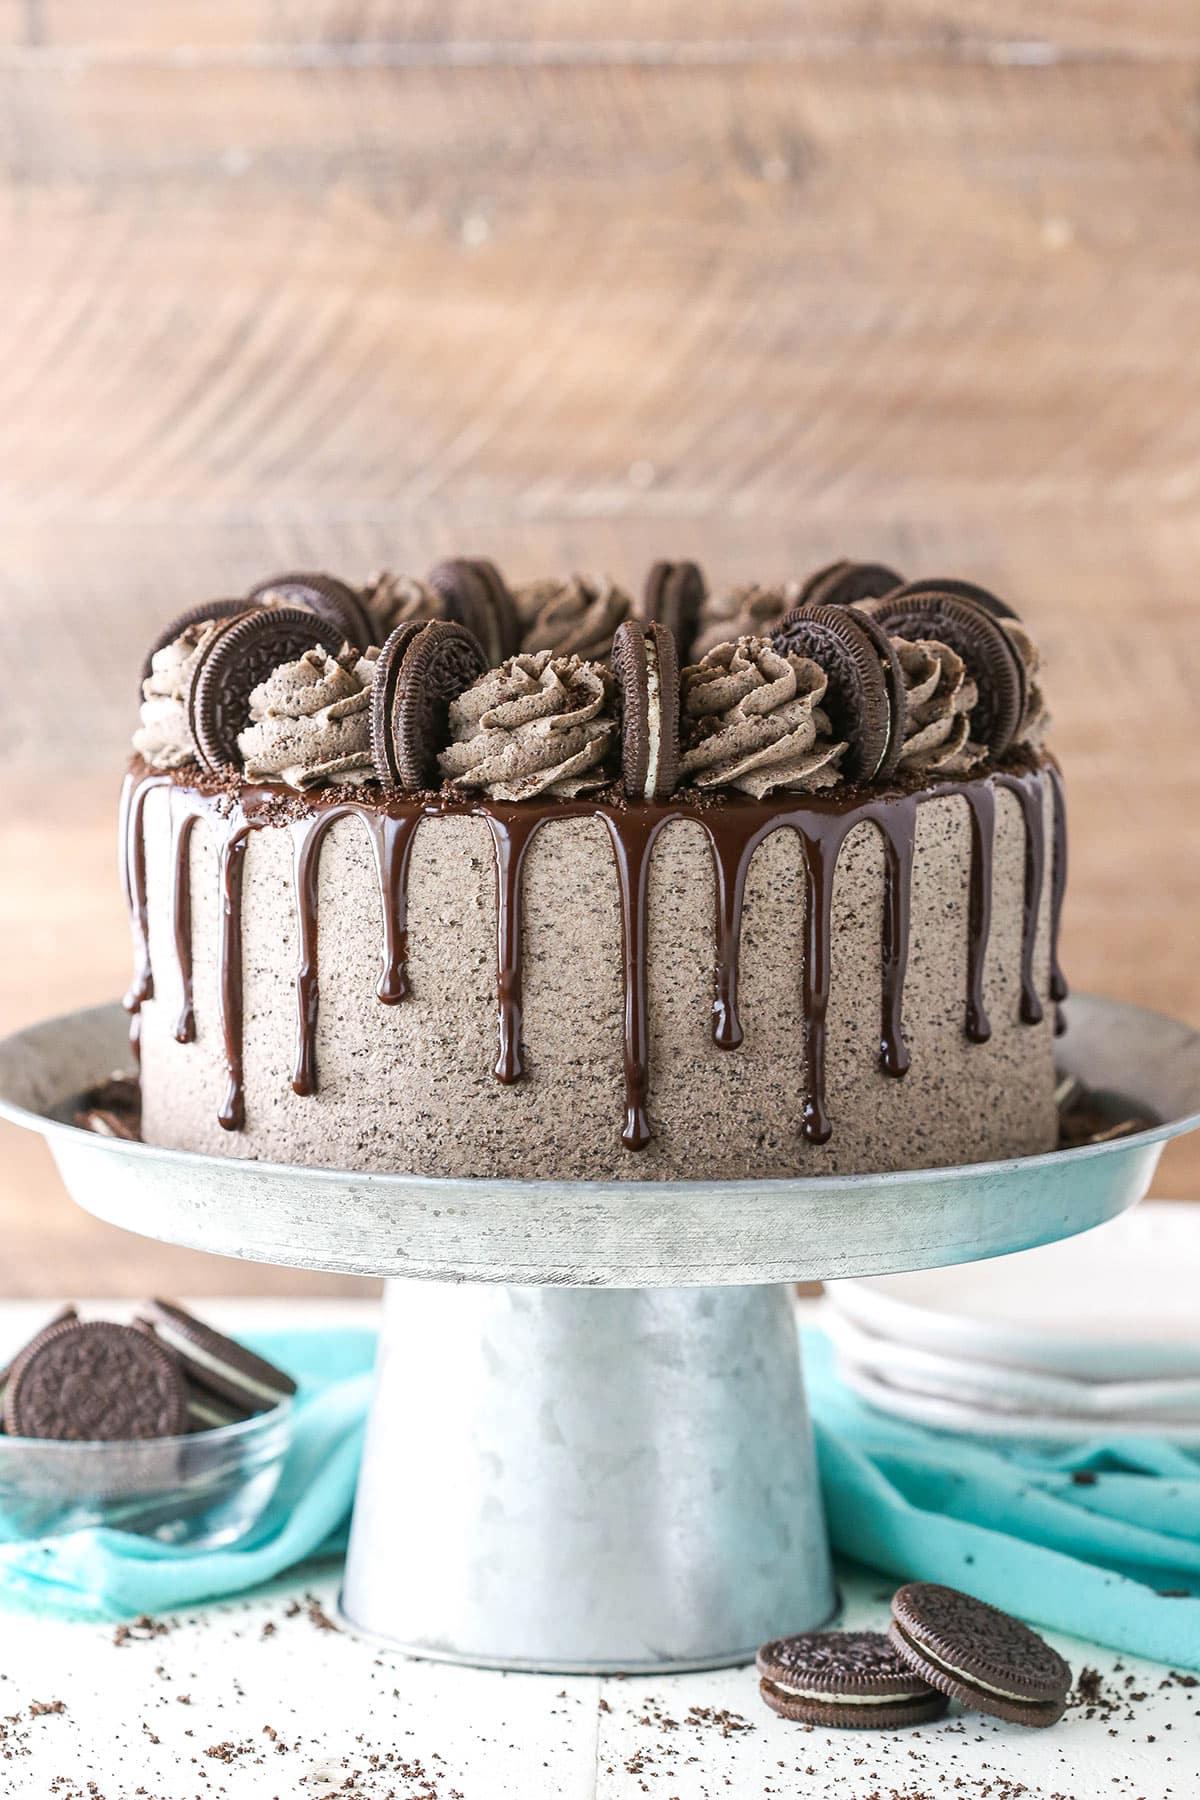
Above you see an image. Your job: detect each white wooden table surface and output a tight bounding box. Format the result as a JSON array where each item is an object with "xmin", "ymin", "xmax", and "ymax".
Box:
[{"xmin": 1, "ymin": 1299, "xmax": 1197, "ymax": 1800}]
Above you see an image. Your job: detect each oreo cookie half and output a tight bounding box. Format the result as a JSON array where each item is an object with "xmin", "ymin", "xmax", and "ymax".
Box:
[
  {"xmin": 861, "ymin": 590, "xmax": 1025, "ymax": 754},
  {"xmin": 886, "ymin": 576, "xmax": 1020, "ymax": 622},
  {"xmin": 370, "ymin": 619, "xmax": 489, "ymax": 790},
  {"xmin": 641, "ymin": 561, "xmax": 706, "ymax": 666},
  {"xmin": 189, "ymin": 606, "xmax": 347, "ymax": 773},
  {"xmin": 795, "ymin": 559, "xmax": 904, "ymax": 610},
  {"xmin": 890, "ymin": 1583, "xmax": 1071, "ymax": 1728},
  {"xmin": 757, "ymin": 1630, "xmax": 949, "ymax": 1729},
  {"xmin": 771, "ymin": 603, "xmax": 894, "ymax": 782},
  {"xmin": 612, "ymin": 619, "xmax": 681, "ymax": 801},
  {"xmin": 4, "ymin": 1319, "xmax": 188, "ymax": 1442},
  {"xmin": 248, "ymin": 571, "xmax": 375, "ymax": 652},
  {"xmin": 427, "ymin": 558, "xmax": 519, "ymax": 668},
  {"xmin": 139, "ymin": 600, "xmax": 255, "ymax": 696},
  {"xmin": 138, "ymin": 1299, "xmax": 296, "ymax": 1416}
]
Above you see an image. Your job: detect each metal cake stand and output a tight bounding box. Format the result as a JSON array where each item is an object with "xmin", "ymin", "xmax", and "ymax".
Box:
[{"xmin": 1, "ymin": 993, "xmax": 1198, "ymax": 1673}]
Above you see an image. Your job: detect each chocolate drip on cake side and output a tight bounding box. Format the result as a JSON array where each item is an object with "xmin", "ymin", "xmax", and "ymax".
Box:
[
  {"xmin": 121, "ymin": 760, "xmax": 1061, "ymax": 1152},
  {"xmin": 994, "ymin": 768, "xmax": 1047, "ymax": 1027},
  {"xmin": 1046, "ymin": 760, "xmax": 1070, "ymax": 1033}
]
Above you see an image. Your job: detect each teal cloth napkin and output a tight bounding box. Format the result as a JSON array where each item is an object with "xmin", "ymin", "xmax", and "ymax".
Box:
[
  {"xmin": 805, "ymin": 1328, "xmax": 1200, "ymax": 1670},
  {"xmin": 3, "ymin": 1324, "xmax": 1200, "ymax": 1671},
  {"xmin": 0, "ymin": 1329, "xmax": 376, "ymax": 1623}
]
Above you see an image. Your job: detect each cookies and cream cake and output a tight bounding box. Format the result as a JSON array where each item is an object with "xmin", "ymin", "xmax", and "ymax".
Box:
[{"xmin": 121, "ymin": 558, "xmax": 1066, "ymax": 1180}]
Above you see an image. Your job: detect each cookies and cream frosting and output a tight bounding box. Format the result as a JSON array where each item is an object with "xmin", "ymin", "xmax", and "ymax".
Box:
[
  {"xmin": 238, "ymin": 645, "xmax": 380, "ymax": 791},
  {"xmin": 362, "ymin": 571, "xmax": 444, "ymax": 644},
  {"xmin": 1003, "ymin": 620, "xmax": 1051, "ymax": 749},
  {"xmin": 892, "ymin": 638, "xmax": 986, "ymax": 775},
  {"xmin": 691, "ymin": 582, "xmax": 799, "ymax": 664},
  {"xmin": 514, "ymin": 574, "xmax": 630, "ymax": 662},
  {"xmin": 133, "ymin": 620, "xmax": 223, "ymax": 770},
  {"xmin": 438, "ymin": 651, "xmax": 618, "ymax": 800},
  {"xmin": 679, "ymin": 636, "xmax": 846, "ymax": 798}
]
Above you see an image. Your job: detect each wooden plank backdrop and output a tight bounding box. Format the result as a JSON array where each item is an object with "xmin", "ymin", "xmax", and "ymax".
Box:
[{"xmin": 0, "ymin": 3, "xmax": 1197, "ymax": 1293}]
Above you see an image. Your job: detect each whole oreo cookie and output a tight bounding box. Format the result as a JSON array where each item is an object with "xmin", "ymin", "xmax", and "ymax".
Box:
[
  {"xmin": 777, "ymin": 600, "xmax": 907, "ymax": 781},
  {"xmin": 795, "ymin": 559, "xmax": 904, "ymax": 610},
  {"xmin": 890, "ymin": 1583, "xmax": 1071, "ymax": 1728},
  {"xmin": 188, "ymin": 606, "xmax": 347, "ymax": 772},
  {"xmin": 771, "ymin": 602, "xmax": 894, "ymax": 782},
  {"xmin": 641, "ymin": 561, "xmax": 706, "ymax": 666},
  {"xmin": 248, "ymin": 570, "xmax": 375, "ymax": 652},
  {"xmin": 139, "ymin": 600, "xmax": 256, "ymax": 696},
  {"xmin": 371, "ymin": 619, "xmax": 489, "ymax": 790},
  {"xmin": 4, "ymin": 1319, "xmax": 187, "ymax": 1442},
  {"xmin": 612, "ymin": 619, "xmax": 681, "ymax": 801},
  {"xmin": 427, "ymin": 558, "xmax": 519, "ymax": 668},
  {"xmin": 138, "ymin": 1299, "xmax": 295, "ymax": 1415},
  {"xmin": 886, "ymin": 575, "xmax": 1019, "ymax": 622},
  {"xmin": 861, "ymin": 590, "xmax": 1024, "ymax": 754},
  {"xmin": 756, "ymin": 1630, "xmax": 949, "ymax": 1729}
]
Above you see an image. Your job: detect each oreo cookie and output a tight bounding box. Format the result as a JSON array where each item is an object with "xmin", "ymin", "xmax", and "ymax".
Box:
[
  {"xmin": 137, "ymin": 1299, "xmax": 296, "ymax": 1416},
  {"xmin": 0, "ymin": 1305, "xmax": 77, "ymax": 1420},
  {"xmin": 771, "ymin": 603, "xmax": 894, "ymax": 781},
  {"xmin": 757, "ymin": 1631, "xmax": 949, "ymax": 1729},
  {"xmin": 248, "ymin": 571, "xmax": 375, "ymax": 652},
  {"xmin": 370, "ymin": 618, "xmax": 489, "ymax": 790},
  {"xmin": 861, "ymin": 590, "xmax": 1025, "ymax": 754},
  {"xmin": 886, "ymin": 575, "xmax": 1019, "ymax": 622},
  {"xmin": 4, "ymin": 1319, "xmax": 187, "ymax": 1442},
  {"xmin": 139, "ymin": 600, "xmax": 255, "ymax": 695},
  {"xmin": 188, "ymin": 606, "xmax": 347, "ymax": 772},
  {"xmin": 641, "ymin": 561, "xmax": 706, "ymax": 665},
  {"xmin": 795, "ymin": 559, "xmax": 904, "ymax": 610},
  {"xmin": 890, "ymin": 1583, "xmax": 1071, "ymax": 1728},
  {"xmin": 427, "ymin": 558, "xmax": 519, "ymax": 668},
  {"xmin": 612, "ymin": 619, "xmax": 681, "ymax": 801}
]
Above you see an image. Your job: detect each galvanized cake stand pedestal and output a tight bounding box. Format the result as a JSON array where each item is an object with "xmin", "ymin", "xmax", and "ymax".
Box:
[{"xmin": 2, "ymin": 994, "xmax": 1198, "ymax": 1674}]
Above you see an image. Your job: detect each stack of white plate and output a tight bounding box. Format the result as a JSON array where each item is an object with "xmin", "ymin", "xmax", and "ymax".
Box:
[{"xmin": 824, "ymin": 1203, "xmax": 1200, "ymax": 1442}]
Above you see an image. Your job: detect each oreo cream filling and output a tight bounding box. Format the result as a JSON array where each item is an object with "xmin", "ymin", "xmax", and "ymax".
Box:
[
  {"xmin": 766, "ymin": 1679, "xmax": 927, "ymax": 1704},
  {"xmin": 643, "ymin": 633, "xmax": 662, "ymax": 800}
]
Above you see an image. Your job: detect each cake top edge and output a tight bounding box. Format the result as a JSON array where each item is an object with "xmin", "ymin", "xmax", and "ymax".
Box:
[{"xmin": 131, "ymin": 559, "xmax": 1051, "ymax": 805}]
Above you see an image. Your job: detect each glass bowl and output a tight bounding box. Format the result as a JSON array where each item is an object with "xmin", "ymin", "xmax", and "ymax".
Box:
[{"xmin": 0, "ymin": 1400, "xmax": 293, "ymax": 1548}]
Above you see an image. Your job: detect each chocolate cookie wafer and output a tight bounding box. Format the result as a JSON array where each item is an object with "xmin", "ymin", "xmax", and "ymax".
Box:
[
  {"xmin": 188, "ymin": 606, "xmax": 347, "ymax": 772},
  {"xmin": 757, "ymin": 1630, "xmax": 948, "ymax": 1729},
  {"xmin": 860, "ymin": 590, "xmax": 1025, "ymax": 755},
  {"xmin": 612, "ymin": 619, "xmax": 681, "ymax": 801},
  {"xmin": 4, "ymin": 1319, "xmax": 188, "ymax": 1442},
  {"xmin": 771, "ymin": 603, "xmax": 895, "ymax": 781},
  {"xmin": 795, "ymin": 559, "xmax": 904, "ymax": 610},
  {"xmin": 248, "ymin": 570, "xmax": 375, "ymax": 652},
  {"xmin": 137, "ymin": 1300, "xmax": 296, "ymax": 1415},
  {"xmin": 640, "ymin": 561, "xmax": 706, "ymax": 665},
  {"xmin": 370, "ymin": 619, "xmax": 489, "ymax": 789},
  {"xmin": 427, "ymin": 558, "xmax": 519, "ymax": 668},
  {"xmin": 887, "ymin": 575, "xmax": 1019, "ymax": 622},
  {"xmin": 0, "ymin": 1306, "xmax": 77, "ymax": 1423},
  {"xmin": 889, "ymin": 1583, "xmax": 1071, "ymax": 1727}
]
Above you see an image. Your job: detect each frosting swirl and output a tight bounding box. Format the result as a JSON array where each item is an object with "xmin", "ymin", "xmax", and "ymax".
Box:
[
  {"xmin": 362, "ymin": 571, "xmax": 444, "ymax": 644},
  {"xmin": 893, "ymin": 638, "xmax": 985, "ymax": 774},
  {"xmin": 514, "ymin": 574, "xmax": 630, "ymax": 661},
  {"xmin": 132, "ymin": 620, "xmax": 222, "ymax": 769},
  {"xmin": 1002, "ymin": 620, "xmax": 1051, "ymax": 749},
  {"xmin": 679, "ymin": 636, "xmax": 845, "ymax": 798},
  {"xmin": 237, "ymin": 645, "xmax": 380, "ymax": 790},
  {"xmin": 438, "ymin": 651, "xmax": 618, "ymax": 800},
  {"xmin": 691, "ymin": 582, "xmax": 799, "ymax": 663}
]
